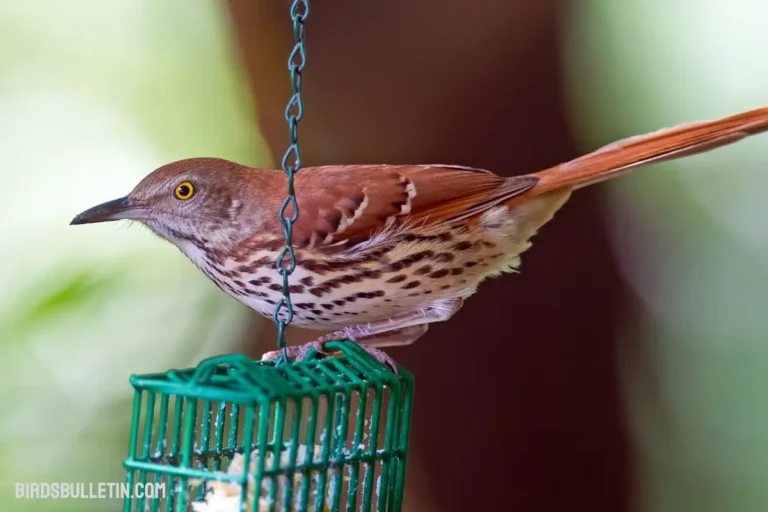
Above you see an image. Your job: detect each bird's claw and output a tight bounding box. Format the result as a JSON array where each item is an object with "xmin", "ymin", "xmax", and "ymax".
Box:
[
  {"xmin": 261, "ymin": 337, "xmax": 399, "ymax": 375},
  {"xmin": 260, "ymin": 340, "xmax": 329, "ymax": 364},
  {"xmin": 295, "ymin": 340, "xmax": 332, "ymax": 360},
  {"xmin": 314, "ymin": 327, "xmax": 357, "ymax": 344}
]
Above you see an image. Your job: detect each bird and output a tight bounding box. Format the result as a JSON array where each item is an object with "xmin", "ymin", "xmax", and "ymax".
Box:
[{"xmin": 71, "ymin": 107, "xmax": 768, "ymax": 370}]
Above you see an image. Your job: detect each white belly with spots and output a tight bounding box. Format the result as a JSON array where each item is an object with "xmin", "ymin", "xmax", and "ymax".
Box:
[{"xmin": 168, "ymin": 193, "xmax": 571, "ymax": 332}]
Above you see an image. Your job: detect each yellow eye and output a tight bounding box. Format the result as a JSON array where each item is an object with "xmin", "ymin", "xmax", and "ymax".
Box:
[{"xmin": 174, "ymin": 181, "xmax": 195, "ymax": 200}]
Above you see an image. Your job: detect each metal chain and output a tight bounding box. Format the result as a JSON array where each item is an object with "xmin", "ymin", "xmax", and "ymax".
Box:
[{"xmin": 273, "ymin": 0, "xmax": 309, "ymax": 364}]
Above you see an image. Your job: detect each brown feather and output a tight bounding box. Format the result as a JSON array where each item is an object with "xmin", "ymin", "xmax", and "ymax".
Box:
[
  {"xmin": 527, "ymin": 106, "xmax": 768, "ymax": 195},
  {"xmin": 256, "ymin": 107, "xmax": 768, "ymax": 254},
  {"xmin": 282, "ymin": 164, "xmax": 538, "ymax": 249}
]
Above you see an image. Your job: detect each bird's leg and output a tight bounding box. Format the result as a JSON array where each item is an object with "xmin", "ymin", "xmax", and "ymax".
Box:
[
  {"xmin": 261, "ymin": 299, "xmax": 463, "ymax": 372},
  {"xmin": 267, "ymin": 325, "xmax": 430, "ymax": 374},
  {"xmin": 351, "ymin": 324, "xmax": 429, "ymax": 349}
]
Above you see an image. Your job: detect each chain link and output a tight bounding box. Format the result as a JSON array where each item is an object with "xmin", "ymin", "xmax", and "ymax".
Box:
[{"xmin": 273, "ymin": 0, "xmax": 309, "ymax": 364}]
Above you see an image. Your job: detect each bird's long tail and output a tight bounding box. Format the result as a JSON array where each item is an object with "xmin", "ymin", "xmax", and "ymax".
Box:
[{"xmin": 528, "ymin": 106, "xmax": 768, "ymax": 195}]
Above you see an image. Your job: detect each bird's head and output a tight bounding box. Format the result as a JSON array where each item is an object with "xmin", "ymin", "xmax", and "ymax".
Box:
[{"xmin": 71, "ymin": 157, "xmax": 268, "ymax": 250}]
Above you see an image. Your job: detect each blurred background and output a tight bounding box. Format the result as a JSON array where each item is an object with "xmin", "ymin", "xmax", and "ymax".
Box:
[{"xmin": 1, "ymin": 0, "xmax": 768, "ymax": 510}]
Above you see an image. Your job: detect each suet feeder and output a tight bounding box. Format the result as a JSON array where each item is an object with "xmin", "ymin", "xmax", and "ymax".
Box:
[{"xmin": 122, "ymin": 343, "xmax": 413, "ymax": 512}]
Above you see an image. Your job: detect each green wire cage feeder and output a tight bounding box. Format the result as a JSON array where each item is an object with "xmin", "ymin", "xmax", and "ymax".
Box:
[{"xmin": 123, "ymin": 343, "xmax": 414, "ymax": 511}]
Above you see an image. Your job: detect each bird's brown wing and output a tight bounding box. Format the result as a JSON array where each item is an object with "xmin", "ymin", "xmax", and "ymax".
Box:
[
  {"xmin": 287, "ymin": 164, "xmax": 537, "ymax": 250},
  {"xmin": 276, "ymin": 106, "xmax": 768, "ymax": 252}
]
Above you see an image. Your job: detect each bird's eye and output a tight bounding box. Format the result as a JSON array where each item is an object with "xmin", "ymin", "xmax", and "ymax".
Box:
[{"xmin": 174, "ymin": 181, "xmax": 195, "ymax": 200}]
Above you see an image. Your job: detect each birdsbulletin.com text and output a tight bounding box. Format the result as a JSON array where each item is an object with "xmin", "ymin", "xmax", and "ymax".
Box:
[{"xmin": 15, "ymin": 482, "xmax": 166, "ymax": 500}]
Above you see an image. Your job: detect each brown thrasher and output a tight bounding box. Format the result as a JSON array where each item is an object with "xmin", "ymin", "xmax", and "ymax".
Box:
[{"xmin": 72, "ymin": 107, "xmax": 768, "ymax": 370}]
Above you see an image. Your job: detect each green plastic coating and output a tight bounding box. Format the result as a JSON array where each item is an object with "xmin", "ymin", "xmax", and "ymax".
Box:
[{"xmin": 122, "ymin": 341, "xmax": 414, "ymax": 512}]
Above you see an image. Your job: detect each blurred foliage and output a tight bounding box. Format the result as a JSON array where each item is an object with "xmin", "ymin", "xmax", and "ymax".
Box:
[
  {"xmin": 565, "ymin": 1, "xmax": 768, "ymax": 511},
  {"xmin": 2, "ymin": 1, "xmax": 767, "ymax": 511},
  {"xmin": 0, "ymin": 1, "xmax": 271, "ymax": 510}
]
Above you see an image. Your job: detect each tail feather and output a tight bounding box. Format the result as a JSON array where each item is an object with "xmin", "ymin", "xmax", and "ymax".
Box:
[{"xmin": 529, "ymin": 107, "xmax": 768, "ymax": 194}]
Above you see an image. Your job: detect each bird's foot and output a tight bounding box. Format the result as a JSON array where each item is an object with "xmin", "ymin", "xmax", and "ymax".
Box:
[
  {"xmin": 260, "ymin": 340, "xmax": 330, "ymax": 364},
  {"xmin": 261, "ymin": 329, "xmax": 399, "ymax": 374}
]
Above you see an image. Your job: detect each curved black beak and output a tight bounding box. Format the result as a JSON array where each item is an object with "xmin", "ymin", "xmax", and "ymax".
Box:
[{"xmin": 70, "ymin": 196, "xmax": 148, "ymax": 225}]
